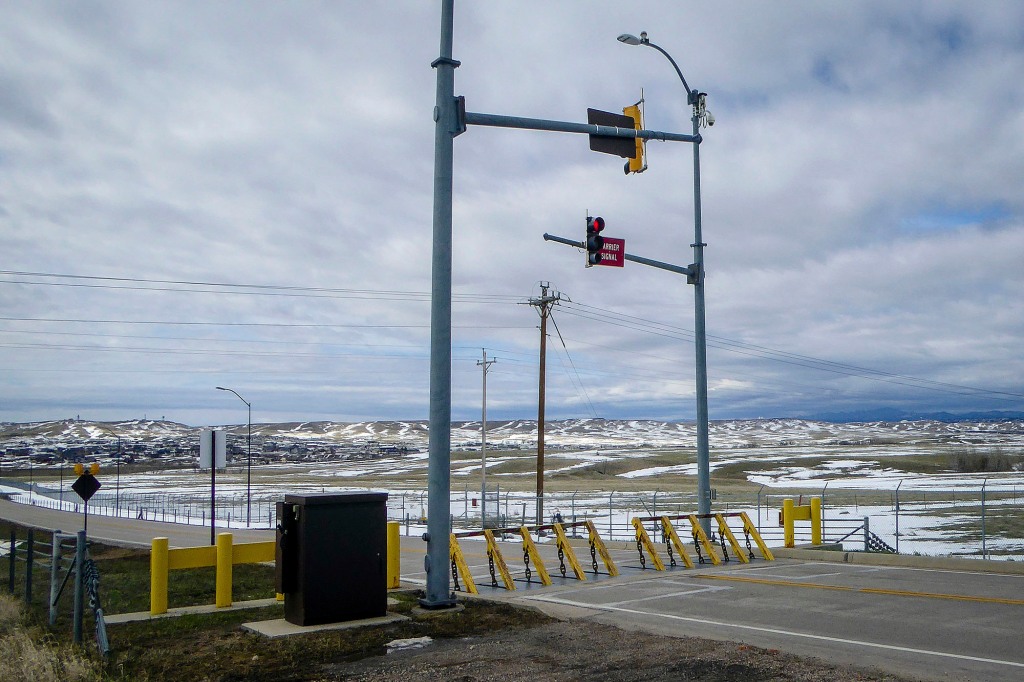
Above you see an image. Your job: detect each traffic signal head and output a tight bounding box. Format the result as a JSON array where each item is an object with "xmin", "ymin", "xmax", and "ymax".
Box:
[
  {"xmin": 623, "ymin": 102, "xmax": 646, "ymax": 174},
  {"xmin": 90, "ymin": 462, "xmax": 100, "ymax": 475},
  {"xmin": 586, "ymin": 216, "xmax": 605, "ymax": 266},
  {"xmin": 74, "ymin": 463, "xmax": 85, "ymax": 476}
]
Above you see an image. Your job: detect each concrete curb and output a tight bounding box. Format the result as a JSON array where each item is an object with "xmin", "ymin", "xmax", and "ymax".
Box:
[{"xmin": 773, "ymin": 546, "xmax": 1024, "ymax": 574}]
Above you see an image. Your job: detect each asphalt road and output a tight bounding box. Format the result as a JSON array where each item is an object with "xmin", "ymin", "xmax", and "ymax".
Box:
[
  {"xmin": 0, "ymin": 498, "xmax": 273, "ymax": 547},
  {"xmin": 6, "ymin": 499, "xmax": 1024, "ymax": 681},
  {"xmin": 405, "ymin": 531, "xmax": 1024, "ymax": 682}
]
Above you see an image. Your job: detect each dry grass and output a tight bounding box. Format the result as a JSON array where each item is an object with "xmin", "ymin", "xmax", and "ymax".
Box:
[{"xmin": 0, "ymin": 594, "xmax": 102, "ymax": 682}]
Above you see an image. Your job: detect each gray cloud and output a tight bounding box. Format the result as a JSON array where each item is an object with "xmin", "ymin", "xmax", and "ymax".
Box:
[{"xmin": 1, "ymin": 1, "xmax": 1022, "ymax": 425}]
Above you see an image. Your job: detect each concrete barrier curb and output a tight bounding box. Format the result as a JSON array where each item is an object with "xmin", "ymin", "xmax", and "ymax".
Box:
[{"xmin": 774, "ymin": 545, "xmax": 1024, "ymax": 575}]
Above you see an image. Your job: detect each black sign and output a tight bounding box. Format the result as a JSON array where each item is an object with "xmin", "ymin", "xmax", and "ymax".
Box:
[
  {"xmin": 587, "ymin": 108, "xmax": 637, "ymax": 158},
  {"xmin": 72, "ymin": 473, "xmax": 101, "ymax": 502}
]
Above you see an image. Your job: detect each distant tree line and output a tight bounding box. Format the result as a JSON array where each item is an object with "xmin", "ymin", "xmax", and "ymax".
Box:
[{"xmin": 948, "ymin": 447, "xmax": 1024, "ymax": 473}]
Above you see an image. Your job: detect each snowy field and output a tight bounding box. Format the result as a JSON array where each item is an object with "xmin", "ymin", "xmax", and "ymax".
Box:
[{"xmin": 3, "ymin": 417, "xmax": 1024, "ymax": 560}]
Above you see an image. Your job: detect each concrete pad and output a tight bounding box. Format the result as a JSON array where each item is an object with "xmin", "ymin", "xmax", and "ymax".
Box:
[
  {"xmin": 106, "ymin": 598, "xmax": 282, "ymax": 624},
  {"xmin": 242, "ymin": 613, "xmax": 408, "ymax": 639},
  {"xmin": 106, "ymin": 597, "xmax": 402, "ymax": 625}
]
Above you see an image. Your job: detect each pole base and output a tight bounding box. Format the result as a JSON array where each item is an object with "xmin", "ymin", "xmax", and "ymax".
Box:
[{"xmin": 417, "ymin": 594, "xmax": 458, "ymax": 610}]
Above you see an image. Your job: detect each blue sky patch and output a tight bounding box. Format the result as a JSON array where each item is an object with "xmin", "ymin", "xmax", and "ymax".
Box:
[{"xmin": 900, "ymin": 204, "xmax": 1010, "ymax": 233}]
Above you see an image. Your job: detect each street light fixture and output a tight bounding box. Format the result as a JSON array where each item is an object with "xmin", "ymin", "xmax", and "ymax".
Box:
[
  {"xmin": 618, "ymin": 31, "xmax": 714, "ymax": 530},
  {"xmin": 215, "ymin": 386, "xmax": 252, "ymax": 526}
]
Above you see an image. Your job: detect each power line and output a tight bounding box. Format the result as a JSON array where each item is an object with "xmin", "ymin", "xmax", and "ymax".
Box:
[
  {"xmin": 0, "ymin": 316, "xmax": 526, "ymax": 330},
  {"xmin": 0, "ymin": 270, "xmax": 521, "ymax": 303},
  {"xmin": 559, "ymin": 301, "xmax": 1024, "ymax": 402}
]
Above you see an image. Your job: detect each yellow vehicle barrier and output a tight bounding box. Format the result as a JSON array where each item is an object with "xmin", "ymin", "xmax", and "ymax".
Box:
[
  {"xmin": 631, "ymin": 518, "xmax": 665, "ymax": 571},
  {"xmin": 151, "ymin": 521, "xmax": 404, "ymax": 615},
  {"xmin": 687, "ymin": 514, "xmax": 723, "ymax": 565},
  {"xmin": 449, "ymin": 521, "xmax": 618, "ymax": 592},
  {"xmin": 659, "ymin": 516, "xmax": 695, "ymax": 569},
  {"xmin": 630, "ymin": 512, "xmax": 774, "ymax": 569},
  {"xmin": 484, "ymin": 529, "xmax": 516, "ymax": 590},
  {"xmin": 782, "ymin": 497, "xmax": 822, "ymax": 548},
  {"xmin": 150, "ymin": 533, "xmax": 277, "ymax": 616},
  {"xmin": 551, "ymin": 522, "xmax": 588, "ymax": 580},
  {"xmin": 449, "ymin": 532, "xmax": 478, "ymax": 594}
]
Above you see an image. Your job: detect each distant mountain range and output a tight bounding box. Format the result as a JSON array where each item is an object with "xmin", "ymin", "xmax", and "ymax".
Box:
[{"xmin": 800, "ymin": 408, "xmax": 1024, "ymax": 423}]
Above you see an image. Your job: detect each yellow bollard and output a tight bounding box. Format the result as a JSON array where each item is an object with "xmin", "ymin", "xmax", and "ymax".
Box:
[
  {"xmin": 783, "ymin": 498, "xmax": 796, "ymax": 548},
  {"xmin": 215, "ymin": 532, "xmax": 233, "ymax": 608},
  {"xmin": 150, "ymin": 537, "xmax": 169, "ymax": 615},
  {"xmin": 387, "ymin": 521, "xmax": 401, "ymax": 589},
  {"xmin": 810, "ymin": 497, "xmax": 822, "ymax": 545}
]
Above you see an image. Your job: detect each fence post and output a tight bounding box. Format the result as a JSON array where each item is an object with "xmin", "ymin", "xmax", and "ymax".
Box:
[
  {"xmin": 981, "ymin": 479, "xmax": 988, "ymax": 560},
  {"xmin": 73, "ymin": 530, "xmax": 85, "ymax": 645},
  {"xmin": 863, "ymin": 516, "xmax": 870, "ymax": 552},
  {"xmin": 8, "ymin": 528, "xmax": 15, "ymax": 594},
  {"xmin": 895, "ymin": 480, "xmax": 903, "ymax": 554},
  {"xmin": 25, "ymin": 529, "xmax": 34, "ymax": 603},
  {"xmin": 49, "ymin": 532, "xmax": 62, "ymax": 626}
]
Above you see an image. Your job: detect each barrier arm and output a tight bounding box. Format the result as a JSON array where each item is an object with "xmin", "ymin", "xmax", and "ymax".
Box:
[
  {"xmin": 714, "ymin": 514, "xmax": 749, "ymax": 564},
  {"xmin": 552, "ymin": 523, "xmax": 587, "ymax": 581},
  {"xmin": 449, "ymin": 533, "xmax": 478, "ymax": 594},
  {"xmin": 687, "ymin": 514, "xmax": 722, "ymax": 566},
  {"xmin": 631, "ymin": 518, "xmax": 665, "ymax": 571},
  {"xmin": 660, "ymin": 516, "xmax": 695, "ymax": 569},
  {"xmin": 483, "ymin": 529, "xmax": 516, "ymax": 590},
  {"xmin": 518, "ymin": 527, "xmax": 552, "ymax": 586},
  {"xmin": 739, "ymin": 512, "xmax": 774, "ymax": 561},
  {"xmin": 585, "ymin": 520, "xmax": 619, "ymax": 577}
]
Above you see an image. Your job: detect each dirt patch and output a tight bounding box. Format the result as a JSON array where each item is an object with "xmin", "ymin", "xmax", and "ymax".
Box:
[{"xmin": 327, "ymin": 620, "xmax": 918, "ymax": 681}]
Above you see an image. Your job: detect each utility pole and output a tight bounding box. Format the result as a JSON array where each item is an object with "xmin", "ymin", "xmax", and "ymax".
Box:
[
  {"xmin": 528, "ymin": 282, "xmax": 561, "ymax": 526},
  {"xmin": 477, "ymin": 349, "xmax": 496, "ymax": 529}
]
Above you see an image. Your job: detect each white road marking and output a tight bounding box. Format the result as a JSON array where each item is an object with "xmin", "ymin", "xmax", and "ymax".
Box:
[
  {"xmin": 523, "ymin": 594, "xmax": 1024, "ymax": 670},
  {"xmin": 602, "ymin": 585, "xmax": 729, "ymax": 607}
]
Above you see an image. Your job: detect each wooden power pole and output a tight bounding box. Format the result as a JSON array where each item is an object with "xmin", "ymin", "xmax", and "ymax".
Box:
[{"xmin": 528, "ymin": 282, "xmax": 561, "ymax": 526}]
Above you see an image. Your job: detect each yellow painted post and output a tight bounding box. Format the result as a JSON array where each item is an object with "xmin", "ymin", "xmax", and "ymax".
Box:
[
  {"xmin": 215, "ymin": 532, "xmax": 233, "ymax": 608},
  {"xmin": 659, "ymin": 516, "xmax": 694, "ymax": 569},
  {"xmin": 483, "ymin": 530, "xmax": 516, "ymax": 590},
  {"xmin": 687, "ymin": 514, "xmax": 721, "ymax": 565},
  {"xmin": 387, "ymin": 521, "xmax": 401, "ymax": 588},
  {"xmin": 738, "ymin": 512, "xmax": 774, "ymax": 561},
  {"xmin": 449, "ymin": 534, "xmax": 478, "ymax": 594},
  {"xmin": 552, "ymin": 523, "xmax": 587, "ymax": 580},
  {"xmin": 150, "ymin": 537, "xmax": 169, "ymax": 616},
  {"xmin": 715, "ymin": 514, "xmax": 749, "ymax": 564},
  {"xmin": 518, "ymin": 527, "xmax": 552, "ymax": 586},
  {"xmin": 585, "ymin": 520, "xmax": 619, "ymax": 577},
  {"xmin": 811, "ymin": 497, "xmax": 822, "ymax": 545},
  {"xmin": 783, "ymin": 498, "xmax": 796, "ymax": 548},
  {"xmin": 631, "ymin": 518, "xmax": 665, "ymax": 570}
]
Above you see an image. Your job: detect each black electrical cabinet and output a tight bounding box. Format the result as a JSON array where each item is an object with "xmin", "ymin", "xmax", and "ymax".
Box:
[{"xmin": 275, "ymin": 491, "xmax": 388, "ymax": 626}]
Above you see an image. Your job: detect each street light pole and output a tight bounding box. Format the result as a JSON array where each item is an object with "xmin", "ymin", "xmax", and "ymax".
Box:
[
  {"xmin": 477, "ymin": 349, "xmax": 497, "ymax": 529},
  {"xmin": 618, "ymin": 31, "xmax": 714, "ymax": 530},
  {"xmin": 215, "ymin": 386, "xmax": 252, "ymax": 526}
]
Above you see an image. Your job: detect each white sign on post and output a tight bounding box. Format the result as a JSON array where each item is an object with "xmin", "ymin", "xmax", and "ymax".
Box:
[{"xmin": 199, "ymin": 430, "xmax": 227, "ymax": 469}]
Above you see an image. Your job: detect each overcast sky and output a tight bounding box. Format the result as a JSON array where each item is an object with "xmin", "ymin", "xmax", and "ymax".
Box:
[{"xmin": 2, "ymin": 1, "xmax": 1023, "ymax": 426}]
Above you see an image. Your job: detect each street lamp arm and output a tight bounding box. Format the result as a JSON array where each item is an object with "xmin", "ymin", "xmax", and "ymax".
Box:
[
  {"xmin": 643, "ymin": 40, "xmax": 695, "ymax": 104},
  {"xmin": 215, "ymin": 386, "xmax": 250, "ymax": 407}
]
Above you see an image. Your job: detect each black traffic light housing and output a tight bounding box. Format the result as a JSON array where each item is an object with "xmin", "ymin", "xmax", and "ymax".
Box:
[{"xmin": 586, "ymin": 216, "xmax": 605, "ymax": 266}]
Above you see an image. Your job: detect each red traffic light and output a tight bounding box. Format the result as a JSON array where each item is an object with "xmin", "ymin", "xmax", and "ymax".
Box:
[{"xmin": 587, "ymin": 216, "xmax": 605, "ymax": 233}]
